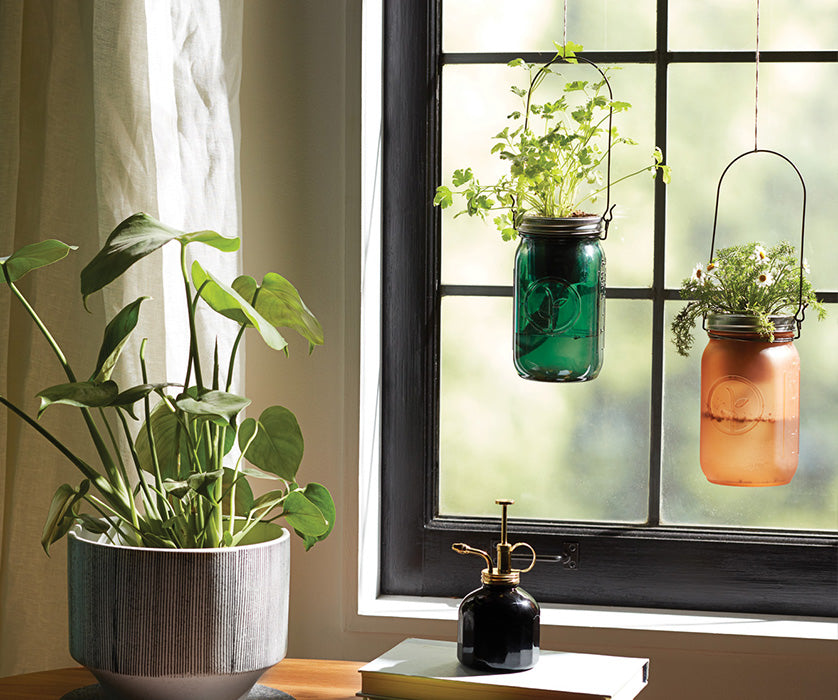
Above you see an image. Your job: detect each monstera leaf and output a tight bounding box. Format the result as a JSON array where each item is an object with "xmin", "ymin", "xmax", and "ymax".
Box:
[
  {"xmin": 1, "ymin": 240, "xmax": 77, "ymax": 284},
  {"xmin": 175, "ymin": 389, "xmax": 250, "ymax": 425},
  {"xmin": 41, "ymin": 481, "xmax": 89, "ymax": 554},
  {"xmin": 295, "ymin": 483, "xmax": 335, "ymax": 551},
  {"xmin": 81, "ymin": 213, "xmax": 238, "ymax": 305},
  {"xmin": 90, "ymin": 297, "xmax": 148, "ymax": 382},
  {"xmin": 282, "ymin": 489, "xmax": 329, "ymax": 540},
  {"xmin": 192, "ymin": 261, "xmax": 287, "ymax": 352},
  {"xmin": 36, "ymin": 381, "xmax": 119, "ymax": 417},
  {"xmin": 238, "ymin": 406, "xmax": 303, "ymax": 481},
  {"xmin": 233, "ymin": 273, "xmax": 324, "ymax": 351}
]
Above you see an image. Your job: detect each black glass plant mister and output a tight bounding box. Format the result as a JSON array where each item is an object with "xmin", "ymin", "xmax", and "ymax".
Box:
[{"xmin": 452, "ymin": 499, "xmax": 539, "ymax": 672}]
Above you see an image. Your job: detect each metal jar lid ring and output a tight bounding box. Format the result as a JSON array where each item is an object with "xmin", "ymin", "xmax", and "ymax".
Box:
[
  {"xmin": 706, "ymin": 313, "xmax": 796, "ymax": 342},
  {"xmin": 517, "ymin": 216, "xmax": 604, "ymax": 238}
]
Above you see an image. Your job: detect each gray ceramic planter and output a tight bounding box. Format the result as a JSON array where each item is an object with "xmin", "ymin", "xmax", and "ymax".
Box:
[{"xmin": 67, "ymin": 523, "xmax": 290, "ymax": 700}]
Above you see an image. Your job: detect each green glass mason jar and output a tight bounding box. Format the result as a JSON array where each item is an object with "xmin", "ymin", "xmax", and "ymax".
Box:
[{"xmin": 513, "ymin": 216, "xmax": 606, "ymax": 382}]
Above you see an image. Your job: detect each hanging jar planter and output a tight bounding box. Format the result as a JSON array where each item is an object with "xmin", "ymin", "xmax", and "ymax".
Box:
[
  {"xmin": 513, "ymin": 215, "xmax": 605, "ymax": 381},
  {"xmin": 671, "ymin": 3, "xmax": 827, "ymax": 485},
  {"xmin": 433, "ymin": 42, "xmax": 670, "ymax": 382},
  {"xmin": 510, "ymin": 52, "xmax": 614, "ymax": 382},
  {"xmin": 700, "ymin": 313, "xmax": 799, "ymax": 486},
  {"xmin": 671, "ymin": 149, "xmax": 826, "ymax": 487}
]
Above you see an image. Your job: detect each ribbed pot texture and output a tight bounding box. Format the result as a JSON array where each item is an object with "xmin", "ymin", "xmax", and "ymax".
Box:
[{"xmin": 67, "ymin": 523, "xmax": 290, "ymax": 700}]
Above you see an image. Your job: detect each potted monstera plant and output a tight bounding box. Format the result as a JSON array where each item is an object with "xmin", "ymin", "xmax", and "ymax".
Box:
[
  {"xmin": 434, "ymin": 41, "xmax": 670, "ymax": 383},
  {"xmin": 0, "ymin": 213, "xmax": 334, "ymax": 700},
  {"xmin": 672, "ymin": 240, "xmax": 825, "ymax": 487}
]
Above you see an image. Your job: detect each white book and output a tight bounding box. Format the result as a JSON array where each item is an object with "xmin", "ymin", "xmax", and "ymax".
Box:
[{"xmin": 357, "ymin": 638, "xmax": 649, "ymax": 700}]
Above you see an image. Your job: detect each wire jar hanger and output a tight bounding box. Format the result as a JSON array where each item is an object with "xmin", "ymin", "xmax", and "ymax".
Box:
[
  {"xmin": 526, "ymin": 0, "xmax": 617, "ymax": 239},
  {"xmin": 704, "ymin": 0, "xmax": 810, "ymax": 337}
]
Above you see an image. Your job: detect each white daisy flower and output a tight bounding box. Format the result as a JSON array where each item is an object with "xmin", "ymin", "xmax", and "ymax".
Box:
[
  {"xmin": 752, "ymin": 245, "xmax": 769, "ymax": 264},
  {"xmin": 691, "ymin": 263, "xmax": 706, "ymax": 283},
  {"xmin": 803, "ymin": 258, "xmax": 810, "ymax": 274},
  {"xmin": 704, "ymin": 261, "xmax": 720, "ymax": 285},
  {"xmin": 756, "ymin": 271, "xmax": 774, "ymax": 286}
]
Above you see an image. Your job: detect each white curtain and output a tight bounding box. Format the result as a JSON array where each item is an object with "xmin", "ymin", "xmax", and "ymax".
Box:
[{"xmin": 0, "ymin": 0, "xmax": 243, "ymax": 676}]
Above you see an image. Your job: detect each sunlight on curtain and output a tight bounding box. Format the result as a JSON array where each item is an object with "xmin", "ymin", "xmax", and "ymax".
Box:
[{"xmin": 0, "ymin": 0, "xmax": 243, "ymax": 676}]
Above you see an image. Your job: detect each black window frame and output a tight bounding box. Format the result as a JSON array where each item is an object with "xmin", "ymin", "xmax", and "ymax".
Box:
[{"xmin": 381, "ymin": 0, "xmax": 838, "ymax": 617}]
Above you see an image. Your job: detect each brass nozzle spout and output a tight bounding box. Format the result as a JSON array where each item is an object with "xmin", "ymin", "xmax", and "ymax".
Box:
[{"xmin": 452, "ymin": 542, "xmax": 494, "ymax": 571}]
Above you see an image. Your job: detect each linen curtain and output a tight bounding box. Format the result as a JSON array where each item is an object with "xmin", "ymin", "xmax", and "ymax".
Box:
[{"xmin": 0, "ymin": 0, "xmax": 243, "ymax": 675}]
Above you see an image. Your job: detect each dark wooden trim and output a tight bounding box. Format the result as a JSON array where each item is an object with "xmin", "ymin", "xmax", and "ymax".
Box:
[
  {"xmin": 443, "ymin": 50, "xmax": 838, "ymax": 65},
  {"xmin": 380, "ymin": 0, "xmax": 439, "ymax": 595},
  {"xmin": 647, "ymin": 0, "xmax": 671, "ymax": 528},
  {"xmin": 439, "ymin": 287, "xmax": 837, "ymax": 304},
  {"xmin": 380, "ymin": 0, "xmax": 838, "ymax": 616},
  {"xmin": 439, "ymin": 286, "xmax": 695, "ymax": 300},
  {"xmin": 420, "ymin": 519, "xmax": 837, "ymax": 616}
]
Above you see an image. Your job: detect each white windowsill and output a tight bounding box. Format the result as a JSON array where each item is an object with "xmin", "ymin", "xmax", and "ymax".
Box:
[{"xmin": 358, "ymin": 594, "xmax": 838, "ymax": 641}]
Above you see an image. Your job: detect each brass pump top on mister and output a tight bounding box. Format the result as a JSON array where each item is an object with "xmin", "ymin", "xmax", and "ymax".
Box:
[{"xmin": 452, "ymin": 499, "xmax": 536, "ymax": 585}]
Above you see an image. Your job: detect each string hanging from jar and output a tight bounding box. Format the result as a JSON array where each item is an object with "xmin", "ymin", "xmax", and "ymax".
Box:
[{"xmin": 753, "ymin": 0, "xmax": 760, "ymax": 151}]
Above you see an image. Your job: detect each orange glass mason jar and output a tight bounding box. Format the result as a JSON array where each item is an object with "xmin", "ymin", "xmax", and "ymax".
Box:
[{"xmin": 700, "ymin": 314, "xmax": 800, "ymax": 486}]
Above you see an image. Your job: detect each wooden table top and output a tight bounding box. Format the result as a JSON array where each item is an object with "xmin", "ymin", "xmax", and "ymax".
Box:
[{"xmin": 0, "ymin": 658, "xmax": 364, "ymax": 700}]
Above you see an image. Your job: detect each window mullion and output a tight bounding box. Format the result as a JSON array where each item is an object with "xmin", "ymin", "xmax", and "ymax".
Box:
[{"xmin": 646, "ymin": 0, "xmax": 672, "ymax": 527}]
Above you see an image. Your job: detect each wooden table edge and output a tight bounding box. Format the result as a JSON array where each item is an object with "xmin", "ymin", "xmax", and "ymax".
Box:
[{"xmin": 0, "ymin": 658, "xmax": 364, "ymax": 700}]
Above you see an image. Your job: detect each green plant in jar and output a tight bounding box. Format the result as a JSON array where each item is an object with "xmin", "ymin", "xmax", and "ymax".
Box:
[
  {"xmin": 433, "ymin": 41, "xmax": 671, "ymax": 240},
  {"xmin": 671, "ymin": 240, "xmax": 826, "ymax": 356}
]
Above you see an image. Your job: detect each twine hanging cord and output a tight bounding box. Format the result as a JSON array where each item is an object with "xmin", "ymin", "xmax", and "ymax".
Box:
[
  {"xmin": 754, "ymin": 0, "xmax": 760, "ymax": 151},
  {"xmin": 563, "ymin": 0, "xmax": 567, "ymax": 49},
  {"xmin": 555, "ymin": 0, "xmax": 614, "ymax": 234},
  {"xmin": 751, "ymin": 0, "xmax": 807, "ymax": 328}
]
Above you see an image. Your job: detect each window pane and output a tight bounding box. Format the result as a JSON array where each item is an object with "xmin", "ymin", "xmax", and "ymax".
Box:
[
  {"xmin": 662, "ymin": 302, "xmax": 838, "ymax": 530},
  {"xmin": 442, "ymin": 0, "xmax": 656, "ymax": 53},
  {"xmin": 439, "ymin": 296, "xmax": 651, "ymax": 523},
  {"xmin": 666, "ymin": 62, "xmax": 838, "ymax": 290},
  {"xmin": 669, "ymin": 0, "xmax": 838, "ymax": 51},
  {"xmin": 441, "ymin": 63, "xmax": 657, "ymax": 287}
]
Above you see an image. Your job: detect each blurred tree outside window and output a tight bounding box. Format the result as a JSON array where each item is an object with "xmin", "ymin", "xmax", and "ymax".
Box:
[{"xmin": 438, "ymin": 0, "xmax": 837, "ymax": 532}]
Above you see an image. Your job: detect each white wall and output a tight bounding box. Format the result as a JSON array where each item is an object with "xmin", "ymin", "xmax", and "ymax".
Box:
[{"xmin": 239, "ymin": 3, "xmax": 837, "ymax": 698}]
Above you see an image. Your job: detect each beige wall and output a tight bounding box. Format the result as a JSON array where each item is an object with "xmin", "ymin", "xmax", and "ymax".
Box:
[{"xmin": 239, "ymin": 2, "xmax": 837, "ymax": 698}]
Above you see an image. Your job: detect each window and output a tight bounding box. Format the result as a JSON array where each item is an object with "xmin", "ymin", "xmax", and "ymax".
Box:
[{"xmin": 381, "ymin": 1, "xmax": 837, "ymax": 615}]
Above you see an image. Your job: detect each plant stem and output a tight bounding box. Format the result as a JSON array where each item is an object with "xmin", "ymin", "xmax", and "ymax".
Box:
[
  {"xmin": 83, "ymin": 493, "xmax": 142, "ymax": 546},
  {"xmin": 575, "ymin": 162, "xmax": 657, "ymax": 209},
  {"xmin": 227, "ymin": 426, "xmax": 259, "ymax": 540},
  {"xmin": 5, "ymin": 275, "xmax": 71, "ymax": 369},
  {"xmin": 179, "ymin": 243, "xmax": 203, "ymax": 391},
  {"xmin": 226, "ymin": 326, "xmax": 246, "ymax": 393},
  {"xmin": 201, "ymin": 420, "xmax": 222, "ymax": 547},
  {"xmin": 225, "ymin": 287, "xmax": 259, "ymax": 393},
  {"xmin": 212, "ymin": 341, "xmax": 220, "ymax": 390},
  {"xmin": 168, "ymin": 402, "xmax": 204, "ymax": 474},
  {"xmin": 114, "ymin": 408, "xmax": 163, "ymax": 522},
  {"xmin": 139, "ymin": 340, "xmax": 168, "ymax": 516},
  {"xmin": 231, "ymin": 491, "xmax": 290, "ymax": 545},
  {"xmin": 98, "ymin": 408, "xmax": 140, "ymax": 532},
  {"xmin": 523, "ymin": 53, "xmax": 558, "ymax": 132},
  {"xmin": 213, "ymin": 422, "xmax": 225, "ymax": 523},
  {"xmin": 3, "ymin": 274, "xmax": 126, "ymax": 500},
  {"xmin": 0, "ymin": 393, "xmax": 121, "ymax": 504}
]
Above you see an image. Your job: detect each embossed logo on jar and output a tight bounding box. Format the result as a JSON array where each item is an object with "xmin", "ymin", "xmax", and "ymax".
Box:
[
  {"xmin": 705, "ymin": 375, "xmax": 765, "ymax": 435},
  {"xmin": 523, "ymin": 278, "xmax": 581, "ymax": 334}
]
